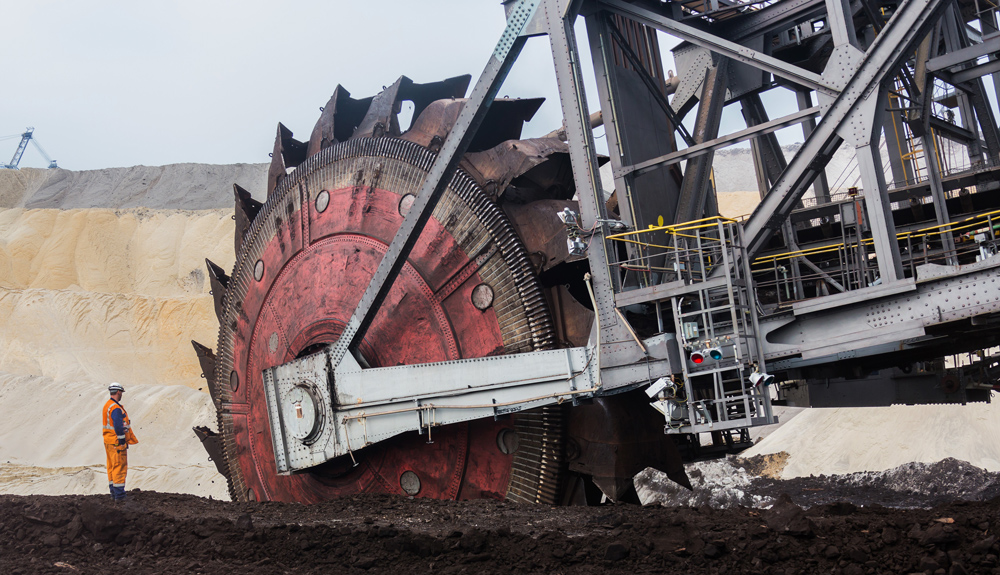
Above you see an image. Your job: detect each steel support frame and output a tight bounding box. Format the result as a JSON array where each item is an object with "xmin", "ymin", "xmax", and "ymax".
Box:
[
  {"xmin": 617, "ymin": 106, "xmax": 821, "ymax": 178},
  {"xmin": 265, "ymin": 347, "xmax": 595, "ymax": 471},
  {"xmin": 261, "ymin": 0, "xmax": 673, "ymax": 472},
  {"xmin": 760, "ymin": 255, "xmax": 1000, "ymax": 369},
  {"xmin": 674, "ymin": 57, "xmax": 730, "ymax": 224},
  {"xmin": 600, "ymin": 0, "xmax": 838, "ymax": 95},
  {"xmin": 739, "ymin": 0, "xmax": 951, "ymax": 262}
]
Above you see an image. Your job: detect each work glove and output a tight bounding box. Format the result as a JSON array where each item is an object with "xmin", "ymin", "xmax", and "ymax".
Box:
[{"xmin": 118, "ymin": 438, "xmax": 127, "ymax": 446}]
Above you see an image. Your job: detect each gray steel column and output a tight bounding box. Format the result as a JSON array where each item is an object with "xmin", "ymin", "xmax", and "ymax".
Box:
[
  {"xmin": 826, "ymin": 0, "xmax": 905, "ymax": 281},
  {"xmin": 585, "ymin": 12, "xmax": 683, "ymax": 251},
  {"xmin": 547, "ymin": 0, "xmax": 626, "ymax": 335},
  {"xmin": 883, "ymin": 91, "xmax": 917, "ymax": 188},
  {"xmin": 795, "ymin": 89, "xmax": 832, "ymax": 204},
  {"xmin": 856, "ymin": 134, "xmax": 905, "ymax": 281},
  {"xmin": 585, "ymin": 14, "xmax": 637, "ymax": 238},
  {"xmin": 982, "ymin": 10, "xmax": 1000, "ymax": 115},
  {"xmin": 917, "ymin": 11, "xmax": 957, "ymax": 263},
  {"xmin": 741, "ymin": 94, "xmax": 789, "ymax": 189},
  {"xmin": 825, "ymin": 0, "xmax": 860, "ymax": 48},
  {"xmin": 941, "ymin": 5, "xmax": 984, "ymax": 163},
  {"xmin": 741, "ymin": 93, "xmax": 805, "ymax": 298},
  {"xmin": 330, "ymin": 0, "xmax": 540, "ymax": 365},
  {"xmin": 920, "ymin": 131, "xmax": 958, "ymax": 263},
  {"xmin": 674, "ymin": 57, "xmax": 729, "ymax": 224},
  {"xmin": 944, "ymin": 5, "xmax": 1000, "ymax": 161}
]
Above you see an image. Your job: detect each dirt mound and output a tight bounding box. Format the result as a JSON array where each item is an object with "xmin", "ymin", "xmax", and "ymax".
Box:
[
  {"xmin": 2, "ymin": 490, "xmax": 998, "ymax": 574},
  {"xmin": 0, "ymin": 164, "xmax": 266, "ymax": 210},
  {"xmin": 637, "ymin": 456, "xmax": 1000, "ymax": 511},
  {"xmin": 741, "ymin": 402, "xmax": 1000, "ymax": 477}
]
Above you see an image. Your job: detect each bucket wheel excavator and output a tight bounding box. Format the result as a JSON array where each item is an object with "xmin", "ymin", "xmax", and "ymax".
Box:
[
  {"xmin": 193, "ymin": 0, "xmax": 1000, "ymax": 504},
  {"xmin": 192, "ymin": 73, "xmax": 690, "ymax": 505}
]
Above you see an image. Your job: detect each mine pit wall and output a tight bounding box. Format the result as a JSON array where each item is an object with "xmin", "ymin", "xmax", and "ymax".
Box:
[{"xmin": 0, "ymin": 164, "xmax": 267, "ymax": 499}]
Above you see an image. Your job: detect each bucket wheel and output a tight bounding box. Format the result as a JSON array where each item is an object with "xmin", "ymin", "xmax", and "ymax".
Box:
[{"xmin": 194, "ymin": 76, "xmax": 581, "ymax": 504}]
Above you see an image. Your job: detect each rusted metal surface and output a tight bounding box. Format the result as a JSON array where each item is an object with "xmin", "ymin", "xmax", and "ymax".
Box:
[
  {"xmin": 266, "ymin": 123, "xmax": 308, "ymax": 196},
  {"xmin": 402, "ymin": 97, "xmax": 545, "ymax": 154},
  {"xmin": 503, "ymin": 199, "xmax": 582, "ymax": 271},
  {"xmin": 544, "ymin": 284, "xmax": 594, "ymax": 348},
  {"xmin": 192, "ymin": 425, "xmax": 229, "ymax": 480},
  {"xmin": 191, "ymin": 341, "xmax": 219, "ymax": 408},
  {"xmin": 307, "ymin": 85, "xmax": 373, "ymax": 156},
  {"xmin": 205, "ymin": 259, "xmax": 229, "ymax": 322},
  {"xmin": 212, "ymin": 128, "xmax": 569, "ymax": 503},
  {"xmin": 464, "ymin": 138, "xmax": 574, "ymax": 203},
  {"xmin": 566, "ymin": 391, "xmax": 691, "ymax": 501},
  {"xmin": 233, "ymin": 184, "xmax": 262, "ymax": 254}
]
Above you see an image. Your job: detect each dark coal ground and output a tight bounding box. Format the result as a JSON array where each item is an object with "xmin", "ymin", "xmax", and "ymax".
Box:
[{"xmin": 3, "ymin": 459, "xmax": 999, "ymax": 575}]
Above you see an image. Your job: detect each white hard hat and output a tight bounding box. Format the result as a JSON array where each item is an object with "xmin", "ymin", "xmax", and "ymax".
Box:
[{"xmin": 108, "ymin": 382, "xmax": 125, "ymax": 393}]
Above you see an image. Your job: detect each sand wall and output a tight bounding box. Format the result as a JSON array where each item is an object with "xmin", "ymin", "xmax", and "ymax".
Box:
[
  {"xmin": 0, "ymin": 198, "xmax": 239, "ymax": 498},
  {"xmin": 0, "ymin": 208, "xmax": 233, "ymax": 388},
  {"xmin": 0, "ymin": 373, "xmax": 228, "ymax": 498}
]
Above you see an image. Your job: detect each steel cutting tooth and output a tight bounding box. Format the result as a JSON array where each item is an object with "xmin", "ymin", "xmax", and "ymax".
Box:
[
  {"xmin": 234, "ymin": 184, "xmax": 263, "ymax": 254},
  {"xmin": 352, "ymin": 75, "xmax": 472, "ymax": 142},
  {"xmin": 205, "ymin": 259, "xmax": 230, "ymax": 322},
  {"xmin": 352, "ymin": 76, "xmax": 412, "ymax": 139},
  {"xmin": 267, "ymin": 123, "xmax": 308, "ymax": 196},
  {"xmin": 402, "ymin": 97, "xmax": 546, "ymax": 155},
  {"xmin": 191, "ymin": 340, "xmax": 219, "ymax": 407},
  {"xmin": 404, "ymin": 75, "xmax": 470, "ymax": 121},
  {"xmin": 307, "ymin": 85, "xmax": 374, "ymax": 157}
]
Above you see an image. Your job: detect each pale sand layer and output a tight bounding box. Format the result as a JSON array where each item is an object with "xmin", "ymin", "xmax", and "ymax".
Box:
[
  {"xmin": 0, "ymin": 208, "xmax": 233, "ymax": 389},
  {"xmin": 716, "ymin": 191, "xmax": 762, "ymax": 220},
  {"xmin": 0, "ymin": 208, "xmax": 235, "ymax": 296},
  {"xmin": 0, "ymin": 373, "xmax": 229, "ymax": 499},
  {"xmin": 740, "ymin": 402, "xmax": 1000, "ymax": 478},
  {"xmin": 0, "ymin": 205, "xmax": 236, "ymax": 498}
]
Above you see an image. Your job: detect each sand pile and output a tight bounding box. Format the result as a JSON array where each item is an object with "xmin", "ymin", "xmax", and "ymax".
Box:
[
  {"xmin": 740, "ymin": 402, "xmax": 1000, "ymax": 478},
  {"xmin": 0, "ymin": 164, "xmax": 255, "ymax": 499},
  {"xmin": 0, "ymin": 164, "xmax": 266, "ymax": 210}
]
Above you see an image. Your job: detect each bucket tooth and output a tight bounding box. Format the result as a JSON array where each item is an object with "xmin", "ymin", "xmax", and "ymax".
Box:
[
  {"xmin": 192, "ymin": 425, "xmax": 230, "ymax": 480},
  {"xmin": 306, "ymin": 85, "xmax": 373, "ymax": 157},
  {"xmin": 471, "ymin": 98, "xmax": 544, "ymax": 152},
  {"xmin": 402, "ymin": 97, "xmax": 545, "ymax": 154},
  {"xmin": 234, "ymin": 184, "xmax": 263, "ymax": 254},
  {"xmin": 191, "ymin": 340, "xmax": 220, "ymax": 407},
  {"xmin": 403, "ymin": 75, "xmax": 471, "ymax": 122},
  {"xmin": 352, "ymin": 76, "xmax": 413, "ymax": 139},
  {"xmin": 267, "ymin": 123, "xmax": 308, "ymax": 196},
  {"xmin": 206, "ymin": 259, "xmax": 230, "ymax": 321},
  {"xmin": 401, "ymin": 98, "xmax": 467, "ymax": 150}
]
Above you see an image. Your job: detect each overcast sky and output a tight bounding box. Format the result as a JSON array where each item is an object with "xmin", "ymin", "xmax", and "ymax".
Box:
[
  {"xmin": 3, "ymin": 1, "xmax": 608, "ymax": 170},
  {"xmin": 6, "ymin": 2, "xmax": 994, "ymax": 172}
]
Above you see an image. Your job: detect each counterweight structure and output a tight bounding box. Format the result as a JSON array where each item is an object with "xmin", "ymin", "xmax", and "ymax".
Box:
[{"xmin": 193, "ymin": 0, "xmax": 1000, "ymax": 504}]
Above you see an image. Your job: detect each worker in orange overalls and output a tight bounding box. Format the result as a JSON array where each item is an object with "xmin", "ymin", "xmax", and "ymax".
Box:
[{"xmin": 102, "ymin": 382, "xmax": 138, "ymax": 501}]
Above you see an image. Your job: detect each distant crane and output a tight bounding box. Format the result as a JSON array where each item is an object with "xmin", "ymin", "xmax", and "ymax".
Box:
[{"xmin": 1, "ymin": 127, "xmax": 58, "ymax": 169}]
